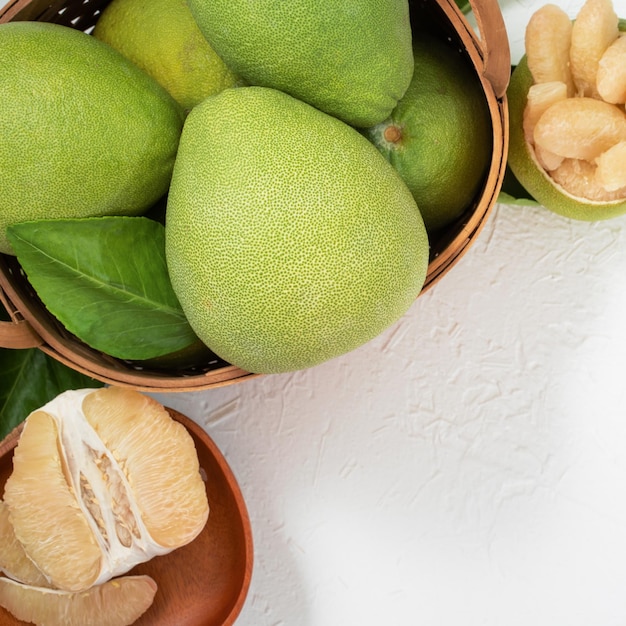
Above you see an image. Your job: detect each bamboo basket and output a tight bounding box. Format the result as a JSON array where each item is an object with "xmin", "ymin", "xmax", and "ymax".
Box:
[{"xmin": 0, "ymin": 0, "xmax": 510, "ymax": 392}]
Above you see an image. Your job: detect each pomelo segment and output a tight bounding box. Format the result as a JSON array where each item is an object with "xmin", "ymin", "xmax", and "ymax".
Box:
[
  {"xmin": 3, "ymin": 409, "xmax": 103, "ymax": 592},
  {"xmin": 0, "ymin": 500, "xmax": 50, "ymax": 587},
  {"xmin": 0, "ymin": 574, "xmax": 157, "ymax": 626},
  {"xmin": 550, "ymin": 158, "xmax": 626, "ymax": 201},
  {"xmin": 597, "ymin": 34, "xmax": 626, "ymax": 103},
  {"xmin": 595, "ymin": 141, "xmax": 626, "ymax": 191},
  {"xmin": 569, "ymin": 0, "xmax": 618, "ymax": 97},
  {"xmin": 533, "ymin": 97, "xmax": 626, "ymax": 161},
  {"xmin": 523, "ymin": 81, "xmax": 568, "ymax": 143},
  {"xmin": 82, "ymin": 386, "xmax": 209, "ymax": 548},
  {"xmin": 525, "ymin": 4, "xmax": 574, "ymax": 95}
]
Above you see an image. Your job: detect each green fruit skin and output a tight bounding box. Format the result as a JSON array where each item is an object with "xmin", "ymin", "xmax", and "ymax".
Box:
[
  {"xmin": 0, "ymin": 21, "xmax": 185, "ymax": 255},
  {"xmin": 508, "ymin": 57, "xmax": 626, "ymax": 221},
  {"xmin": 185, "ymin": 0, "xmax": 414, "ymax": 128},
  {"xmin": 165, "ymin": 86, "xmax": 429, "ymax": 375},
  {"xmin": 365, "ymin": 34, "xmax": 492, "ymax": 233},
  {"xmin": 92, "ymin": 0, "xmax": 243, "ymax": 112}
]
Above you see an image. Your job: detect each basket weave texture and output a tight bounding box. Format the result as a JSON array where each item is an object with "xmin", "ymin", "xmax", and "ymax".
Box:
[{"xmin": 0, "ymin": 0, "xmax": 509, "ymax": 392}]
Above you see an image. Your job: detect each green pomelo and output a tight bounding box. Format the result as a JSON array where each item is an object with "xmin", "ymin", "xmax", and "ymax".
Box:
[
  {"xmin": 185, "ymin": 0, "xmax": 414, "ymax": 128},
  {"xmin": 93, "ymin": 0, "xmax": 242, "ymax": 111},
  {"xmin": 508, "ymin": 56, "xmax": 626, "ymax": 221},
  {"xmin": 365, "ymin": 32, "xmax": 492, "ymax": 233},
  {"xmin": 165, "ymin": 86, "xmax": 429, "ymax": 374},
  {"xmin": 0, "ymin": 21, "xmax": 184, "ymax": 255}
]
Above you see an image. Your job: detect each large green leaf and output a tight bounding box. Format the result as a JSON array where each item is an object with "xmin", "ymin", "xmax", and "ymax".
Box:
[
  {"xmin": 7, "ymin": 216, "xmax": 199, "ymax": 360},
  {"xmin": 0, "ymin": 347, "xmax": 103, "ymax": 440}
]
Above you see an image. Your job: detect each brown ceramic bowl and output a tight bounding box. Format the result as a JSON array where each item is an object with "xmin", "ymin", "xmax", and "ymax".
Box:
[{"xmin": 0, "ymin": 408, "xmax": 253, "ymax": 626}]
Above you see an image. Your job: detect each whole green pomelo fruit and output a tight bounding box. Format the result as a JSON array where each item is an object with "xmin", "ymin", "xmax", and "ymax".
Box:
[
  {"xmin": 0, "ymin": 21, "xmax": 184, "ymax": 255},
  {"xmin": 185, "ymin": 0, "xmax": 414, "ymax": 128},
  {"xmin": 165, "ymin": 86, "xmax": 429, "ymax": 374},
  {"xmin": 364, "ymin": 33, "xmax": 492, "ymax": 234}
]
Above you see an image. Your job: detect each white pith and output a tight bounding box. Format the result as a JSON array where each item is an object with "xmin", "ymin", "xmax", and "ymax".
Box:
[{"xmin": 38, "ymin": 389, "xmax": 171, "ymax": 586}]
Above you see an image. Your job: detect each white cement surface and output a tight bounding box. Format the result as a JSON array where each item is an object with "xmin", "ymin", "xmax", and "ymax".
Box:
[{"xmin": 154, "ymin": 201, "xmax": 626, "ymax": 626}]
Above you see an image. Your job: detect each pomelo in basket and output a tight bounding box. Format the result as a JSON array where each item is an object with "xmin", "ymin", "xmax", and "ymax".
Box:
[
  {"xmin": 0, "ymin": 21, "xmax": 184, "ymax": 254},
  {"xmin": 364, "ymin": 32, "xmax": 492, "ymax": 233},
  {"xmin": 507, "ymin": 0, "xmax": 626, "ymax": 220},
  {"xmin": 3, "ymin": 387, "xmax": 208, "ymax": 592},
  {"xmin": 0, "ymin": 575, "xmax": 157, "ymax": 626},
  {"xmin": 165, "ymin": 86, "xmax": 429, "ymax": 375},
  {"xmin": 185, "ymin": 0, "xmax": 413, "ymax": 127},
  {"xmin": 93, "ymin": 0, "xmax": 242, "ymax": 111}
]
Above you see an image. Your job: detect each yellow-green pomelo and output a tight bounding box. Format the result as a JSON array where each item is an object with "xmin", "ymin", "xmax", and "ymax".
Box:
[
  {"xmin": 185, "ymin": 0, "xmax": 414, "ymax": 128},
  {"xmin": 165, "ymin": 86, "xmax": 429, "ymax": 374},
  {"xmin": 508, "ymin": 56, "xmax": 626, "ymax": 220},
  {"xmin": 365, "ymin": 32, "xmax": 492, "ymax": 233},
  {"xmin": 0, "ymin": 21, "xmax": 184, "ymax": 255},
  {"xmin": 93, "ymin": 0, "xmax": 241, "ymax": 111}
]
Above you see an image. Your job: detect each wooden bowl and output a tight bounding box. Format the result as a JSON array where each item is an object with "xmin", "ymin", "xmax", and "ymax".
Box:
[
  {"xmin": 0, "ymin": 0, "xmax": 509, "ymax": 391},
  {"xmin": 0, "ymin": 408, "xmax": 253, "ymax": 626}
]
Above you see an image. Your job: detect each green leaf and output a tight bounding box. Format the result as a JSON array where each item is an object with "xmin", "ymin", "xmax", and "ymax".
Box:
[
  {"xmin": 453, "ymin": 0, "xmax": 472, "ymax": 14},
  {"xmin": 7, "ymin": 216, "xmax": 199, "ymax": 360},
  {"xmin": 498, "ymin": 163, "xmax": 540, "ymax": 206},
  {"xmin": 0, "ymin": 347, "xmax": 103, "ymax": 440}
]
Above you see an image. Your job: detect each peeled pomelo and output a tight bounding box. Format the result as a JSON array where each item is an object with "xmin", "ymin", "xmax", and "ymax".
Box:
[
  {"xmin": 0, "ymin": 574, "xmax": 157, "ymax": 626},
  {"xmin": 3, "ymin": 388, "xmax": 208, "ymax": 592},
  {"xmin": 507, "ymin": 24, "xmax": 626, "ymax": 219},
  {"xmin": 165, "ymin": 86, "xmax": 429, "ymax": 374},
  {"xmin": 0, "ymin": 500, "xmax": 50, "ymax": 588}
]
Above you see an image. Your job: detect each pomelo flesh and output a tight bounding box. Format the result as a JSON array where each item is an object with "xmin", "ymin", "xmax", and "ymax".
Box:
[
  {"xmin": 507, "ymin": 0, "xmax": 626, "ymax": 220},
  {"xmin": 0, "ymin": 500, "xmax": 50, "ymax": 588},
  {"xmin": 0, "ymin": 575, "xmax": 157, "ymax": 626},
  {"xmin": 3, "ymin": 388, "xmax": 208, "ymax": 592}
]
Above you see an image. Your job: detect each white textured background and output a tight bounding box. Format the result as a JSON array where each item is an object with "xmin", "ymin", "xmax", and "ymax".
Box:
[
  {"xmin": 6, "ymin": 0, "xmax": 626, "ymax": 622},
  {"xmin": 154, "ymin": 201, "xmax": 626, "ymax": 626}
]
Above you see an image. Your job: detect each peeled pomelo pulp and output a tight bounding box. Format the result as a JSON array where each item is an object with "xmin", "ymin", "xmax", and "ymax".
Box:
[
  {"xmin": 507, "ymin": 0, "xmax": 626, "ymax": 220},
  {"xmin": 3, "ymin": 387, "xmax": 208, "ymax": 592}
]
